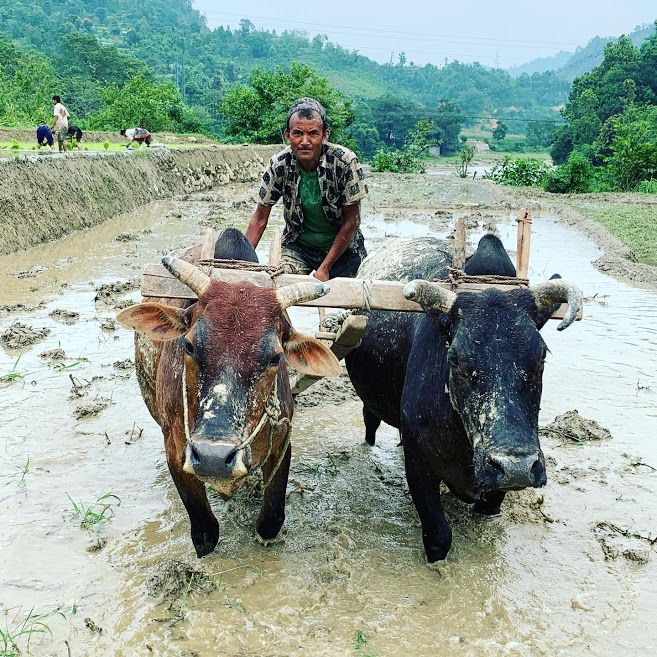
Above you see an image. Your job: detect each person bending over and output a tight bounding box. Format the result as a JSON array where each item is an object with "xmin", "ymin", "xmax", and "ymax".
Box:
[{"xmin": 120, "ymin": 127, "xmax": 152, "ymax": 149}]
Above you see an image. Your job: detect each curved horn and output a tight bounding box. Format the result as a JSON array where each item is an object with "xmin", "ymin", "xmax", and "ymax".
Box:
[
  {"xmin": 276, "ymin": 281, "xmax": 329, "ymax": 309},
  {"xmin": 404, "ymin": 280, "xmax": 457, "ymax": 313},
  {"xmin": 161, "ymin": 256, "xmax": 211, "ymax": 297},
  {"xmin": 529, "ymin": 280, "xmax": 583, "ymax": 331}
]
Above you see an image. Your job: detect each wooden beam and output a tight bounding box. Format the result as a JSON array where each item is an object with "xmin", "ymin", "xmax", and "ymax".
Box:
[
  {"xmin": 291, "ymin": 314, "xmax": 368, "ymax": 395},
  {"xmin": 516, "ymin": 209, "xmax": 532, "ymax": 279},
  {"xmin": 452, "ymin": 216, "xmax": 466, "ymax": 272},
  {"xmin": 268, "ymin": 227, "xmax": 282, "ymax": 266},
  {"xmin": 140, "ymin": 264, "xmax": 579, "ymax": 321},
  {"xmin": 200, "ymin": 228, "xmax": 216, "ymax": 262}
]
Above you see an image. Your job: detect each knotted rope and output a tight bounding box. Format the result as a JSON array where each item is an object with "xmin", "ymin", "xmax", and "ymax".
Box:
[
  {"xmin": 181, "ymin": 360, "xmax": 291, "ymax": 490},
  {"xmin": 198, "ymin": 258, "xmax": 287, "ymax": 278}
]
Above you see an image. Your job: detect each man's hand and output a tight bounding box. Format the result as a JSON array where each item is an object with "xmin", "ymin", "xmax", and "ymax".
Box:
[{"xmin": 313, "ymin": 266, "xmax": 330, "ymax": 282}]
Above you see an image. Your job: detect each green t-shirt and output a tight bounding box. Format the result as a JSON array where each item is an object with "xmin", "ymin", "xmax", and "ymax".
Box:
[{"xmin": 297, "ymin": 169, "xmax": 339, "ymax": 251}]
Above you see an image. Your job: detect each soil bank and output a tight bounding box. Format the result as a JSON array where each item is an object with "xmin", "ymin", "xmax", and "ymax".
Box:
[{"xmin": 0, "ymin": 145, "xmax": 277, "ymax": 254}]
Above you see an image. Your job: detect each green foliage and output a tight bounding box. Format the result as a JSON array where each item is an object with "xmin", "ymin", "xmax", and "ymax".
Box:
[
  {"xmin": 370, "ymin": 119, "xmax": 432, "ymax": 173},
  {"xmin": 67, "ymin": 492, "xmax": 121, "ymax": 529},
  {"xmin": 543, "ymin": 151, "xmax": 596, "ymax": 193},
  {"xmin": 89, "ymin": 75, "xmax": 188, "ymax": 132},
  {"xmin": 432, "ymin": 99, "xmax": 465, "ymax": 154},
  {"xmin": 638, "ymin": 179, "xmax": 657, "ymax": 194},
  {"xmin": 455, "ymin": 144, "xmax": 475, "ymax": 178},
  {"xmin": 0, "ymin": 37, "xmax": 59, "ymax": 127},
  {"xmin": 1, "ymin": 607, "xmax": 54, "ymax": 657},
  {"xmin": 492, "ymin": 121, "xmax": 508, "ymax": 141},
  {"xmin": 0, "ymin": 1, "xmax": 568, "ymax": 142},
  {"xmin": 221, "ymin": 63, "xmax": 354, "ymax": 144},
  {"xmin": 484, "ymin": 156, "xmax": 551, "ymax": 187},
  {"xmin": 603, "ymin": 105, "xmax": 657, "ymax": 191}
]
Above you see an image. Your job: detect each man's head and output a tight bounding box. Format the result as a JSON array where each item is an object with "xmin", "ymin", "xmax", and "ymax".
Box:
[
  {"xmin": 285, "ymin": 97, "xmax": 330, "ymax": 172},
  {"xmin": 119, "ymin": 129, "xmax": 127, "ymax": 136},
  {"xmin": 52, "ymin": 95, "xmax": 61, "ymax": 105}
]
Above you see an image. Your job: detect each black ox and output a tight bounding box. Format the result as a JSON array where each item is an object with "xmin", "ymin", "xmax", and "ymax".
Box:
[{"xmin": 346, "ymin": 234, "xmax": 582, "ymax": 562}]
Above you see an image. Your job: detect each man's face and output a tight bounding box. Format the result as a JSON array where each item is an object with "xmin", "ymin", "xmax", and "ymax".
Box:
[{"xmin": 285, "ymin": 112, "xmax": 329, "ymax": 171}]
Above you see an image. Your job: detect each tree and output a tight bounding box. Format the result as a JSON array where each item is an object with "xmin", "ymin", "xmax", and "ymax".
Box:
[
  {"xmin": 492, "ymin": 121, "xmax": 508, "ymax": 141},
  {"xmin": 432, "ymin": 100, "xmax": 464, "ymax": 154},
  {"xmin": 89, "ymin": 75, "xmax": 187, "ymax": 131},
  {"xmin": 220, "ymin": 62, "xmax": 354, "ymax": 143},
  {"xmin": 605, "ymin": 104, "xmax": 657, "ymax": 190}
]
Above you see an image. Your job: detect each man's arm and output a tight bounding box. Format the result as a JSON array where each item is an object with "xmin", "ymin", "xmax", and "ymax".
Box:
[
  {"xmin": 315, "ymin": 202, "xmax": 361, "ymax": 281},
  {"xmin": 246, "ymin": 204, "xmax": 273, "ymax": 248}
]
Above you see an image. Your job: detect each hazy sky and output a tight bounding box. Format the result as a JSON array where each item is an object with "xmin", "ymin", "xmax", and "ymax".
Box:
[{"xmin": 192, "ymin": 1, "xmax": 656, "ymax": 68}]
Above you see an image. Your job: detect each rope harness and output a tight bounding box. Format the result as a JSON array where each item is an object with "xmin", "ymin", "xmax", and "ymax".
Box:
[{"xmin": 182, "ymin": 360, "xmax": 291, "ymax": 491}]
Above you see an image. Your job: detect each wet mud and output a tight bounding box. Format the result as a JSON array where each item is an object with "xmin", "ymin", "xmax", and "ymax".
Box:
[{"xmin": 1, "ymin": 166, "xmax": 656, "ymax": 656}]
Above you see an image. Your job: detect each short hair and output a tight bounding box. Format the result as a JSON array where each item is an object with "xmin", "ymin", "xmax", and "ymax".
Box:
[
  {"xmin": 119, "ymin": 129, "xmax": 126, "ymax": 136},
  {"xmin": 286, "ymin": 97, "xmax": 328, "ymax": 131},
  {"xmin": 52, "ymin": 95, "xmax": 61, "ymax": 103}
]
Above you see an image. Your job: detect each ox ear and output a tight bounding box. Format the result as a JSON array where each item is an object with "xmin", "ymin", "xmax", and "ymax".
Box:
[
  {"xmin": 284, "ymin": 330, "xmax": 341, "ymax": 377},
  {"xmin": 117, "ymin": 302, "xmax": 189, "ymax": 340}
]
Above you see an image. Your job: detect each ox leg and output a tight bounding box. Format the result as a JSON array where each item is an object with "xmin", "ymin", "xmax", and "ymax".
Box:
[
  {"xmin": 256, "ymin": 441, "xmax": 292, "ymax": 541},
  {"xmin": 167, "ymin": 463, "xmax": 219, "ymax": 558},
  {"xmin": 473, "ymin": 490, "xmax": 506, "ymax": 516},
  {"xmin": 403, "ymin": 445, "xmax": 452, "ymax": 562},
  {"xmin": 363, "ymin": 406, "xmax": 381, "ymax": 446}
]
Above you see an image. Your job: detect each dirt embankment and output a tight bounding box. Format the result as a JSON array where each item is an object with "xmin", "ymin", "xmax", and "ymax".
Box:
[
  {"xmin": 0, "ymin": 145, "xmax": 277, "ymax": 254},
  {"xmin": 0, "ymin": 127, "xmax": 217, "ymax": 145}
]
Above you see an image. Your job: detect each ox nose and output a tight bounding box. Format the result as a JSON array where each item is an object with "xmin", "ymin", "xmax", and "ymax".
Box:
[
  {"xmin": 481, "ymin": 452, "xmax": 546, "ymax": 490},
  {"xmin": 185, "ymin": 440, "xmax": 250, "ymax": 479}
]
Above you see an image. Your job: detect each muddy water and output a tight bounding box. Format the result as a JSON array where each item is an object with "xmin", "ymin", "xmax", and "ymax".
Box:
[{"xmin": 1, "ymin": 173, "xmax": 656, "ymax": 657}]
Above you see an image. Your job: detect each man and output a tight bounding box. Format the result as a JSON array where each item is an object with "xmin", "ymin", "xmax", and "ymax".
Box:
[
  {"xmin": 51, "ymin": 96, "xmax": 70, "ymax": 152},
  {"xmin": 120, "ymin": 127, "xmax": 152, "ymax": 149},
  {"xmin": 246, "ymin": 97, "xmax": 368, "ymax": 281},
  {"xmin": 66, "ymin": 124, "xmax": 83, "ymax": 150},
  {"xmin": 36, "ymin": 122, "xmax": 54, "ymax": 150}
]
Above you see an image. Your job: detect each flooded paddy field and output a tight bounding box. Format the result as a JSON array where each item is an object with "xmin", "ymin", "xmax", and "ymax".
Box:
[{"xmin": 1, "ymin": 170, "xmax": 656, "ymax": 656}]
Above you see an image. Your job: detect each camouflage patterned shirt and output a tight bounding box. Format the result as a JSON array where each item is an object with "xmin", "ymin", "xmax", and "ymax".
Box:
[{"xmin": 257, "ymin": 143, "xmax": 368, "ymax": 248}]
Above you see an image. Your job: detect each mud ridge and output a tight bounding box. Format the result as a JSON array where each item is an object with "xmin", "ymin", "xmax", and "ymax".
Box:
[{"xmin": 0, "ymin": 145, "xmax": 277, "ymax": 254}]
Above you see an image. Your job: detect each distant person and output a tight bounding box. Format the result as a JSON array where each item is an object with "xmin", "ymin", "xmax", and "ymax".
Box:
[
  {"xmin": 120, "ymin": 127, "xmax": 152, "ymax": 149},
  {"xmin": 67, "ymin": 124, "xmax": 83, "ymax": 150},
  {"xmin": 51, "ymin": 95, "xmax": 70, "ymax": 152},
  {"xmin": 36, "ymin": 122, "xmax": 54, "ymax": 150}
]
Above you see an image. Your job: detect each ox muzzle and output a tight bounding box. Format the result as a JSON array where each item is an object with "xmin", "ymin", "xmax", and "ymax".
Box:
[
  {"xmin": 475, "ymin": 447, "xmax": 547, "ymax": 492},
  {"xmin": 183, "ymin": 438, "xmax": 251, "ymax": 489}
]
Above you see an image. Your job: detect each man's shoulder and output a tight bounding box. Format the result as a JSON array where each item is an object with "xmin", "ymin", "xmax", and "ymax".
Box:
[
  {"xmin": 325, "ymin": 142, "xmax": 360, "ymax": 166},
  {"xmin": 271, "ymin": 146, "xmax": 293, "ymax": 162}
]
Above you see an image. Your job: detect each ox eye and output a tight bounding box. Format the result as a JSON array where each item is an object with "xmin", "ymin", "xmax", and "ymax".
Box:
[
  {"xmin": 269, "ymin": 352, "xmax": 283, "ymax": 367},
  {"xmin": 448, "ymin": 351, "xmax": 459, "ymax": 368},
  {"xmin": 182, "ymin": 339, "xmax": 195, "ymax": 357}
]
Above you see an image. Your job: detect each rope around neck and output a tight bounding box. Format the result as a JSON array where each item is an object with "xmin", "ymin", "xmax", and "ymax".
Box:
[{"xmin": 181, "ymin": 360, "xmax": 291, "ymax": 490}]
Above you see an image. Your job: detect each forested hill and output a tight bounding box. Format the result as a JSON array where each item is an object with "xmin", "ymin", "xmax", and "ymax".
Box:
[
  {"xmin": 1, "ymin": 0, "xmax": 570, "ymax": 119},
  {"xmin": 508, "ymin": 22, "xmax": 656, "ymax": 80}
]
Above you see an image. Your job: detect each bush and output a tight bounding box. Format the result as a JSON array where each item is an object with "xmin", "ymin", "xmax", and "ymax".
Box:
[
  {"xmin": 638, "ymin": 179, "xmax": 657, "ymax": 194},
  {"xmin": 370, "ymin": 119, "xmax": 431, "ymax": 173},
  {"xmin": 371, "ymin": 148, "xmax": 425, "ymax": 173},
  {"xmin": 543, "ymin": 152, "xmax": 596, "ymax": 193},
  {"xmin": 483, "ymin": 156, "xmax": 551, "ymax": 187}
]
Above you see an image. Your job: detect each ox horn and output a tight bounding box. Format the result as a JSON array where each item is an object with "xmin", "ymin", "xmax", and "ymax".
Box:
[
  {"xmin": 161, "ymin": 256, "xmax": 211, "ymax": 297},
  {"xmin": 529, "ymin": 279, "xmax": 583, "ymax": 331},
  {"xmin": 404, "ymin": 280, "xmax": 457, "ymax": 313},
  {"xmin": 276, "ymin": 281, "xmax": 329, "ymax": 309}
]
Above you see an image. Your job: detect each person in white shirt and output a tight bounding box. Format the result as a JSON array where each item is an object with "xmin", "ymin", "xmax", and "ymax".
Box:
[
  {"xmin": 120, "ymin": 127, "xmax": 152, "ymax": 149},
  {"xmin": 51, "ymin": 95, "xmax": 70, "ymax": 152}
]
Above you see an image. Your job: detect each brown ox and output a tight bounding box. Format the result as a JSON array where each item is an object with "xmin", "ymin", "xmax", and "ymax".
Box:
[{"xmin": 117, "ymin": 234, "xmax": 339, "ymax": 557}]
